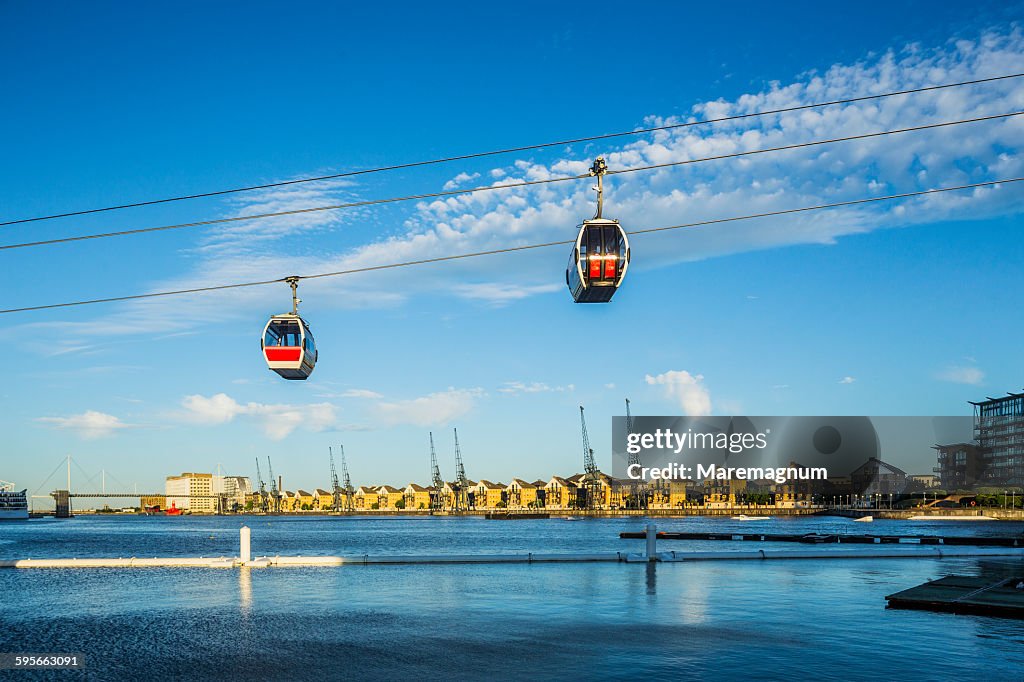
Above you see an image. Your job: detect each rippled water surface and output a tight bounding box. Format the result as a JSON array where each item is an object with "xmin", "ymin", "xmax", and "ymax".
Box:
[{"xmin": 2, "ymin": 515, "xmax": 1023, "ymax": 680}]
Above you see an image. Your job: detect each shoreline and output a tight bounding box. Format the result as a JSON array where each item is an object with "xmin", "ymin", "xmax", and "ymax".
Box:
[{"xmin": 26, "ymin": 508, "xmax": 1024, "ymax": 520}]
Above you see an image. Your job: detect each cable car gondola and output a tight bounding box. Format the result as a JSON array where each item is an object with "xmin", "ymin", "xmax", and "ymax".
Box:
[
  {"xmin": 566, "ymin": 157, "xmax": 630, "ymax": 303},
  {"xmin": 261, "ymin": 277, "xmax": 317, "ymax": 380}
]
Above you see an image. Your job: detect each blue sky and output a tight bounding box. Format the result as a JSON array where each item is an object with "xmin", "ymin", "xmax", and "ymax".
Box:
[{"xmin": 2, "ymin": 1, "xmax": 1023, "ymax": 498}]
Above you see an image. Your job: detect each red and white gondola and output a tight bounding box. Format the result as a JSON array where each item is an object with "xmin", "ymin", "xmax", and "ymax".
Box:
[{"xmin": 261, "ymin": 277, "xmax": 317, "ymax": 380}]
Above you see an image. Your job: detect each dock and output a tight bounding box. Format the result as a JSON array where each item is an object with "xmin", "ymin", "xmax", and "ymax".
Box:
[
  {"xmin": 619, "ymin": 531, "xmax": 1024, "ymax": 547},
  {"xmin": 5, "ymin": 525, "xmax": 1024, "ymax": 569},
  {"xmin": 485, "ymin": 512, "xmax": 551, "ymax": 520},
  {"xmin": 886, "ymin": 576, "xmax": 1024, "ymax": 618}
]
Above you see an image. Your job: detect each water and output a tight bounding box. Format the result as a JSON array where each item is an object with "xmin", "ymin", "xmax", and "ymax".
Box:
[{"xmin": 2, "ymin": 515, "xmax": 1024, "ymax": 680}]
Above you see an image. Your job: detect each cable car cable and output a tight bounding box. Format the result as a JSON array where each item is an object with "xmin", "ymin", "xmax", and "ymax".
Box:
[
  {"xmin": 2, "ymin": 71, "xmax": 1021, "ymax": 227},
  {"xmin": 2, "ymin": 175, "xmax": 1019, "ymax": 315},
  {"xmin": 606, "ymin": 110, "xmax": 1024, "ymax": 178},
  {"xmin": 1, "ymin": 110, "xmax": 1019, "ymax": 253}
]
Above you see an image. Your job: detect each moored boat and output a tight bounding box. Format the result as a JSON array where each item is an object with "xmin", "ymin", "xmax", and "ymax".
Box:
[{"xmin": 0, "ymin": 480, "xmax": 29, "ymax": 520}]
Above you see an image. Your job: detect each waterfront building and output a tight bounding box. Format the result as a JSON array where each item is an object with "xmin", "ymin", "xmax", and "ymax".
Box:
[
  {"xmin": 934, "ymin": 443, "xmax": 983, "ymax": 489},
  {"xmin": 588, "ymin": 473, "xmax": 620, "ymax": 509},
  {"xmin": 165, "ymin": 473, "xmax": 215, "ymax": 512},
  {"xmin": 532, "ymin": 480, "xmax": 548, "ymax": 507},
  {"xmin": 474, "ymin": 481, "xmax": 506, "ymax": 508},
  {"xmin": 850, "ymin": 457, "xmax": 908, "ymax": 497},
  {"xmin": 378, "ymin": 485, "xmax": 405, "ymax": 509},
  {"xmin": 909, "ymin": 474, "xmax": 940, "ymax": 489},
  {"xmin": 544, "ymin": 477, "xmax": 574, "ymax": 509},
  {"xmin": 314, "ymin": 488, "xmax": 333, "ymax": 510},
  {"xmin": 403, "ymin": 483, "xmax": 431, "ymax": 510},
  {"xmin": 440, "ymin": 480, "xmax": 459, "ymax": 503},
  {"xmin": 647, "ymin": 481, "xmax": 671, "ymax": 508},
  {"xmin": 666, "ymin": 481, "xmax": 688, "ymax": 508},
  {"xmin": 506, "ymin": 479, "xmax": 539, "ymax": 508},
  {"xmin": 215, "ymin": 476, "xmax": 252, "ymax": 510},
  {"xmin": 296, "ymin": 490, "xmax": 314, "ymax": 510},
  {"xmin": 140, "ymin": 495, "xmax": 166, "ymax": 511},
  {"xmin": 970, "ymin": 392, "xmax": 1024, "ymax": 486},
  {"xmin": 354, "ymin": 486, "xmax": 377, "ymax": 509}
]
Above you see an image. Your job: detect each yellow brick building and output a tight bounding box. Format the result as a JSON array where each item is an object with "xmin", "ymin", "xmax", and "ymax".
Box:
[
  {"xmin": 404, "ymin": 483, "xmax": 432, "ymax": 510},
  {"xmin": 506, "ymin": 479, "xmax": 539, "ymax": 508}
]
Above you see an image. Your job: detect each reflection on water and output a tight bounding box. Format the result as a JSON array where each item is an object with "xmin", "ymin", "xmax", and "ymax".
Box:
[
  {"xmin": 1, "ymin": 516, "xmax": 1023, "ymax": 680},
  {"xmin": 239, "ymin": 566, "xmax": 252, "ymax": 616},
  {"xmin": 645, "ymin": 561, "xmax": 656, "ymax": 595}
]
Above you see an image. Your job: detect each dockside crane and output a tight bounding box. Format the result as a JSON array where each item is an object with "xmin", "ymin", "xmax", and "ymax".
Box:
[
  {"xmin": 267, "ymin": 456, "xmax": 281, "ymax": 513},
  {"xmin": 625, "ymin": 398, "xmax": 648, "ymax": 509},
  {"xmin": 453, "ymin": 428, "xmax": 470, "ymax": 511},
  {"xmin": 329, "ymin": 446, "xmax": 342, "ymax": 512},
  {"xmin": 339, "ymin": 445, "xmax": 354, "ymax": 511},
  {"xmin": 254, "ymin": 457, "xmax": 269, "ymax": 512},
  {"xmin": 579, "ymin": 406, "xmax": 603, "ymax": 510},
  {"xmin": 429, "ymin": 432, "xmax": 445, "ymax": 512}
]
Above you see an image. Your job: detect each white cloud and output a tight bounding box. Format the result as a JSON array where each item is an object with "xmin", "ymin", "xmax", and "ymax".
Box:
[
  {"xmin": 937, "ymin": 365, "xmax": 984, "ymax": 385},
  {"xmin": 839, "ymin": 376, "xmax": 856, "ymax": 385},
  {"xmin": 338, "ymin": 388, "xmax": 384, "ymax": 399},
  {"xmin": 374, "ymin": 387, "xmax": 483, "ymax": 426},
  {"xmin": 604, "ymin": 383, "xmax": 616, "ymax": 390},
  {"xmin": 37, "ymin": 410, "xmax": 131, "ymax": 439},
  {"xmin": 443, "ymin": 172, "xmax": 481, "ymax": 190},
  {"xmin": 498, "ymin": 381, "xmax": 574, "ymax": 394},
  {"xmin": 450, "ymin": 283, "xmax": 562, "ymax": 304},
  {"xmin": 180, "ymin": 392, "xmax": 337, "ymax": 440},
  {"xmin": 645, "ymin": 370, "xmax": 711, "ymax": 415}
]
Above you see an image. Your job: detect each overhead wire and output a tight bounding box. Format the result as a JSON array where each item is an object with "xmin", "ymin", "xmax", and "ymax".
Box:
[
  {"xmin": 2, "ymin": 175, "xmax": 1019, "ymax": 315},
  {"xmin": 2, "ymin": 71, "xmax": 1021, "ymax": 227},
  {"xmin": 1, "ymin": 110, "xmax": 1020, "ymax": 252}
]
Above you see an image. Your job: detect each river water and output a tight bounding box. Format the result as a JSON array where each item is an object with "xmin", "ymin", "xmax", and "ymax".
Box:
[{"xmin": 2, "ymin": 515, "xmax": 1023, "ymax": 680}]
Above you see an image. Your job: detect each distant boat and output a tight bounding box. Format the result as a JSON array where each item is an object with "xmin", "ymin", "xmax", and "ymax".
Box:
[
  {"xmin": 854, "ymin": 515, "xmax": 874, "ymax": 522},
  {"xmin": 731, "ymin": 514, "xmax": 769, "ymax": 521},
  {"xmin": 164, "ymin": 502, "xmax": 183, "ymax": 516}
]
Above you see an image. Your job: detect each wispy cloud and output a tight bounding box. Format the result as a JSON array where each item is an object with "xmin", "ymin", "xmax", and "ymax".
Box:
[
  {"xmin": 839, "ymin": 376, "xmax": 857, "ymax": 385},
  {"xmin": 936, "ymin": 365, "xmax": 985, "ymax": 385},
  {"xmin": 498, "ymin": 381, "xmax": 574, "ymax": 395},
  {"xmin": 374, "ymin": 387, "xmax": 483, "ymax": 426},
  {"xmin": 197, "ymin": 177, "xmax": 361, "ymax": 255},
  {"xmin": 37, "ymin": 410, "xmax": 132, "ymax": 439},
  {"xmin": 338, "ymin": 388, "xmax": 384, "ymax": 399}
]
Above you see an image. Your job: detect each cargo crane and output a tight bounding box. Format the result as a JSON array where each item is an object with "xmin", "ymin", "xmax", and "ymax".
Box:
[
  {"xmin": 453, "ymin": 428, "xmax": 470, "ymax": 511},
  {"xmin": 329, "ymin": 446, "xmax": 342, "ymax": 512},
  {"xmin": 429, "ymin": 432, "xmax": 445, "ymax": 512},
  {"xmin": 254, "ymin": 457, "xmax": 269, "ymax": 512},
  {"xmin": 267, "ymin": 456, "xmax": 281, "ymax": 513},
  {"xmin": 625, "ymin": 398, "xmax": 648, "ymax": 509},
  {"xmin": 339, "ymin": 445, "xmax": 354, "ymax": 512},
  {"xmin": 579, "ymin": 406, "xmax": 603, "ymax": 510}
]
